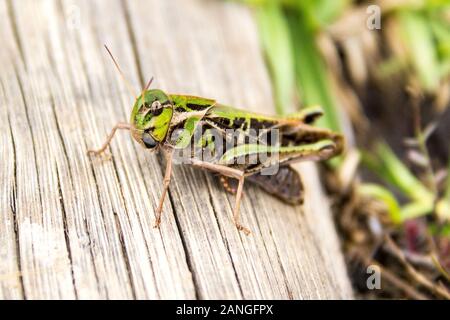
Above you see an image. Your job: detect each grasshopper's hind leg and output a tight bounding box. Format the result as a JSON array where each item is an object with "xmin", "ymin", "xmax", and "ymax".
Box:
[
  {"xmin": 191, "ymin": 160, "xmax": 250, "ymax": 235},
  {"xmin": 220, "ymin": 175, "xmax": 237, "ymax": 195},
  {"xmin": 154, "ymin": 149, "xmax": 174, "ymax": 228},
  {"xmin": 233, "ymin": 175, "xmax": 249, "ymax": 235},
  {"xmin": 87, "ymin": 122, "xmax": 131, "ymax": 158}
]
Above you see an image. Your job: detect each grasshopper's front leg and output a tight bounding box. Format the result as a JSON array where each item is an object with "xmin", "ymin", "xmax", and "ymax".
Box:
[
  {"xmin": 190, "ymin": 159, "xmax": 250, "ymax": 235},
  {"xmin": 154, "ymin": 148, "xmax": 174, "ymax": 228},
  {"xmin": 87, "ymin": 122, "xmax": 131, "ymax": 157}
]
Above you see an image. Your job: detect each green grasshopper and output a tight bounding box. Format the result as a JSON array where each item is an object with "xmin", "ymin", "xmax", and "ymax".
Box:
[{"xmin": 88, "ymin": 47, "xmax": 343, "ymax": 235}]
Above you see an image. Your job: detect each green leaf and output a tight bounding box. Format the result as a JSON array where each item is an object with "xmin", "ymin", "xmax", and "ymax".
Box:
[
  {"xmin": 359, "ymin": 183, "xmax": 402, "ymax": 224},
  {"xmin": 295, "ymin": 0, "xmax": 350, "ymax": 29},
  {"xmin": 436, "ymin": 199, "xmax": 450, "ymax": 220},
  {"xmin": 398, "ymin": 11, "xmax": 441, "ymax": 91},
  {"xmin": 359, "ymin": 183, "xmax": 435, "ymax": 223},
  {"xmin": 429, "ymin": 18, "xmax": 450, "ymax": 77},
  {"xmin": 287, "ymin": 11, "xmax": 341, "ymax": 133},
  {"xmin": 362, "ymin": 142, "xmax": 434, "ymax": 204},
  {"xmin": 401, "ymin": 201, "xmax": 434, "ymax": 220}
]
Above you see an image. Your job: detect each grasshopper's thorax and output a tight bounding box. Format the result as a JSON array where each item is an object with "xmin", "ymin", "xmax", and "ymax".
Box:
[{"xmin": 130, "ymin": 89, "xmax": 173, "ymax": 150}]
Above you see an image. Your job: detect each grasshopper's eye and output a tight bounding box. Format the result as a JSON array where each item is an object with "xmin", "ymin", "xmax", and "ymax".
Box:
[
  {"xmin": 142, "ymin": 132, "xmax": 158, "ymax": 149},
  {"xmin": 151, "ymin": 100, "xmax": 162, "ymax": 109},
  {"xmin": 151, "ymin": 101, "xmax": 163, "ymax": 116}
]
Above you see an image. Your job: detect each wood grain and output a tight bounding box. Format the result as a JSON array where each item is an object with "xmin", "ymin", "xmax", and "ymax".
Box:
[{"xmin": 0, "ymin": 0, "xmax": 353, "ymax": 299}]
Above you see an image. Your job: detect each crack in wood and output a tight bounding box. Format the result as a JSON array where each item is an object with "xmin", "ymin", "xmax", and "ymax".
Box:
[
  {"xmin": 206, "ymin": 181, "xmax": 244, "ymax": 298},
  {"xmin": 12, "ymin": 66, "xmax": 46, "ymax": 298},
  {"xmin": 6, "ymin": 109, "xmax": 25, "ymax": 299},
  {"xmin": 108, "ymin": 154, "xmax": 148, "ymax": 299},
  {"xmin": 113, "ymin": 211, "xmax": 137, "ymax": 299},
  {"xmin": 246, "ymin": 193, "xmax": 293, "ymax": 298},
  {"xmin": 55, "ymin": 166, "xmax": 78, "ymax": 299},
  {"xmin": 156, "ymin": 153, "xmax": 200, "ymax": 299}
]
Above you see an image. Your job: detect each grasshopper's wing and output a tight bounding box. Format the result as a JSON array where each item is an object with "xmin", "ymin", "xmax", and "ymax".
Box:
[
  {"xmin": 247, "ymin": 166, "xmax": 304, "ymax": 204},
  {"xmin": 208, "ymin": 105, "xmax": 343, "ymax": 174},
  {"xmin": 219, "ymin": 138, "xmax": 339, "ymax": 175}
]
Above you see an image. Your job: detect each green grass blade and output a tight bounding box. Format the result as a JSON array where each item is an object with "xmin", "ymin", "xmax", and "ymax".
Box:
[
  {"xmin": 287, "ymin": 11, "xmax": 341, "ymax": 132},
  {"xmin": 401, "ymin": 201, "xmax": 434, "ymax": 221},
  {"xmin": 294, "ymin": 0, "xmax": 350, "ymax": 30},
  {"xmin": 398, "ymin": 10, "xmax": 440, "ymax": 91},
  {"xmin": 362, "ymin": 142, "xmax": 434, "ymax": 204},
  {"xmin": 359, "ymin": 183, "xmax": 402, "ymax": 224},
  {"xmin": 256, "ymin": 3, "xmax": 295, "ymax": 115}
]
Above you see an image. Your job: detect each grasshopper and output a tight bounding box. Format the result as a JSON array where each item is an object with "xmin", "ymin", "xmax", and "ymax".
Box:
[{"xmin": 88, "ymin": 47, "xmax": 343, "ymax": 235}]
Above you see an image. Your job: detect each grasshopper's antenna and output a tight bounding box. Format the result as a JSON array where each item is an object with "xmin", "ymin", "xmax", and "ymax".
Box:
[
  {"xmin": 104, "ymin": 45, "xmax": 136, "ymax": 97},
  {"xmin": 139, "ymin": 76, "xmax": 154, "ymax": 101},
  {"xmin": 143, "ymin": 76, "xmax": 154, "ymax": 92}
]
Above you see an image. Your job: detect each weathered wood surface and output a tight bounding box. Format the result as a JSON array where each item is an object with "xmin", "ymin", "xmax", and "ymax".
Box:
[{"xmin": 0, "ymin": 0, "xmax": 353, "ymax": 299}]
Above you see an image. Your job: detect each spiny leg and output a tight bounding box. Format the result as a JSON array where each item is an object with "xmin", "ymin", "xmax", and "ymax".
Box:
[
  {"xmin": 232, "ymin": 175, "xmax": 249, "ymax": 235},
  {"xmin": 220, "ymin": 175, "xmax": 237, "ymax": 195},
  {"xmin": 87, "ymin": 122, "xmax": 131, "ymax": 157},
  {"xmin": 190, "ymin": 160, "xmax": 250, "ymax": 235},
  {"xmin": 154, "ymin": 149, "xmax": 174, "ymax": 228}
]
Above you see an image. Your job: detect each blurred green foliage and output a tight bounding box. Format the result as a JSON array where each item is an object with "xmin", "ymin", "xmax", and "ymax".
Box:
[
  {"xmin": 256, "ymin": 3, "xmax": 295, "ymax": 115},
  {"xmin": 239, "ymin": 0, "xmax": 450, "ymax": 114},
  {"xmin": 377, "ymin": 2, "xmax": 450, "ymax": 91},
  {"xmin": 236, "ymin": 0, "xmax": 450, "ymax": 225},
  {"xmin": 362, "ymin": 142, "xmax": 435, "ymax": 223},
  {"xmin": 238, "ymin": 0, "xmax": 348, "ymax": 132},
  {"xmin": 399, "ymin": 10, "xmax": 441, "ymax": 91}
]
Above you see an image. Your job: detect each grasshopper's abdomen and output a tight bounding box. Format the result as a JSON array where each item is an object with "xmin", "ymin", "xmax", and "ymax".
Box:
[{"xmin": 247, "ymin": 166, "xmax": 304, "ymax": 204}]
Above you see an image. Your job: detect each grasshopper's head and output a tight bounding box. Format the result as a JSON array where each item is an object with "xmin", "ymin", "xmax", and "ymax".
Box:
[{"xmin": 130, "ymin": 89, "xmax": 173, "ymax": 150}]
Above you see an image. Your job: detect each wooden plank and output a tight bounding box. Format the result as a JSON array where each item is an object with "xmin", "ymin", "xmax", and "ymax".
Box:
[{"xmin": 0, "ymin": 0, "xmax": 353, "ymax": 299}]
